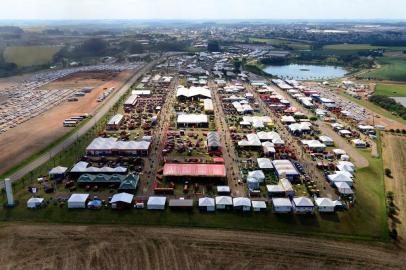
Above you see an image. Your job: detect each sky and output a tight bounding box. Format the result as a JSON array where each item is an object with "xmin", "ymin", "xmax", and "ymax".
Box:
[{"xmin": 0, "ymin": 0, "xmax": 405, "ymax": 20}]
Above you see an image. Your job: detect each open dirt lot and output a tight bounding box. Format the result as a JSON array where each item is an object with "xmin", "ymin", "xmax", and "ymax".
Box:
[
  {"xmin": 0, "ymin": 70, "xmax": 135, "ymax": 175},
  {"xmin": 382, "ymin": 133, "xmax": 406, "ymax": 239},
  {"xmin": 39, "ymin": 71, "xmax": 119, "ymax": 90},
  {"xmin": 0, "ymin": 224, "xmax": 401, "ymax": 270}
]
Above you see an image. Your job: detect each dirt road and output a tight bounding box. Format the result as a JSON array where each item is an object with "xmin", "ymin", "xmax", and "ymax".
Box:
[
  {"xmin": 210, "ymin": 82, "xmax": 245, "ymax": 196},
  {"xmin": 0, "ymin": 224, "xmax": 401, "ymax": 270},
  {"xmin": 382, "ymin": 133, "xmax": 406, "ymax": 239}
]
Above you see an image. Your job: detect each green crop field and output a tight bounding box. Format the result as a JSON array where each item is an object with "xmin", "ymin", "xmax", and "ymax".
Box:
[
  {"xmin": 362, "ymin": 58, "xmax": 406, "ymax": 81},
  {"xmin": 324, "ymin": 44, "xmax": 406, "ymax": 51},
  {"xmin": 3, "ymin": 46, "xmax": 60, "ymax": 67},
  {"xmin": 375, "ymin": 84, "xmax": 406, "ymax": 97},
  {"xmin": 249, "ymin": 38, "xmax": 311, "ymax": 50},
  {"xmin": 323, "ymin": 44, "xmax": 380, "ymax": 50}
]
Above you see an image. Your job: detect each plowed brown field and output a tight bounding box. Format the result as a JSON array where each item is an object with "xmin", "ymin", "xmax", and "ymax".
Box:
[{"xmin": 0, "ymin": 224, "xmax": 402, "ymax": 270}]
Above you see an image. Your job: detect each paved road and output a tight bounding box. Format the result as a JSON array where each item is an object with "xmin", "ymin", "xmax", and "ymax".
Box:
[{"xmin": 2, "ymin": 59, "xmax": 161, "ymax": 186}]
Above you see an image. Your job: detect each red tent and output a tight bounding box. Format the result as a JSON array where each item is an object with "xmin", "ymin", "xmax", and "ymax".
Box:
[{"xmin": 163, "ymin": 163, "xmax": 226, "ymax": 177}]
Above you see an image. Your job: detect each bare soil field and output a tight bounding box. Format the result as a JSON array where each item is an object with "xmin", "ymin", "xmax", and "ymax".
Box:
[
  {"xmin": 382, "ymin": 133, "xmax": 406, "ymax": 239},
  {"xmin": 39, "ymin": 70, "xmax": 119, "ymax": 90},
  {"xmin": 0, "ymin": 70, "xmax": 135, "ymax": 175},
  {"xmin": 370, "ymin": 115, "xmax": 406, "ymax": 131},
  {"xmin": 0, "ymin": 224, "xmax": 401, "ymax": 270}
]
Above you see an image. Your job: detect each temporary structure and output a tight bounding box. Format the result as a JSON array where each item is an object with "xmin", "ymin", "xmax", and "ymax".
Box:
[
  {"xmin": 110, "ymin": 192, "xmax": 134, "ymax": 209},
  {"xmin": 68, "ymin": 194, "xmax": 89, "ymax": 209},
  {"xmin": 257, "ymin": 158, "xmax": 273, "ymax": 169},
  {"xmin": 314, "ymin": 198, "xmax": 335, "ymax": 213},
  {"xmin": 215, "ymin": 196, "xmax": 233, "ymax": 209},
  {"xmin": 334, "ymin": 182, "xmax": 353, "ymax": 195},
  {"xmin": 292, "ymin": 197, "xmax": 314, "ymax": 214},
  {"xmin": 251, "ymin": 200, "xmax": 267, "ymax": 212},
  {"xmin": 147, "ymin": 196, "xmax": 166, "ymax": 210},
  {"xmin": 272, "ymin": 198, "xmax": 292, "ymax": 213},
  {"xmin": 233, "ymin": 197, "xmax": 251, "ymax": 211},
  {"xmin": 198, "ymin": 197, "xmax": 215, "ymax": 212},
  {"xmin": 27, "ymin": 197, "xmax": 44, "ymax": 209},
  {"xmin": 327, "ymin": 173, "xmax": 354, "ymax": 187},
  {"xmin": 247, "ymin": 170, "xmax": 265, "ymax": 182}
]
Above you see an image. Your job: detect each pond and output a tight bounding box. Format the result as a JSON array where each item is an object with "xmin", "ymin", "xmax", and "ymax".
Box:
[{"xmin": 263, "ymin": 64, "xmax": 348, "ymax": 80}]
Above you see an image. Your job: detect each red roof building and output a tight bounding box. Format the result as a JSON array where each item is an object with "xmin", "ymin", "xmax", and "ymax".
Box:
[{"xmin": 163, "ymin": 163, "xmax": 226, "ymax": 178}]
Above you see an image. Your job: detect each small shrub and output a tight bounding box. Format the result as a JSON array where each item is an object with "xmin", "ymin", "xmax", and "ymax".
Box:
[
  {"xmin": 389, "ymin": 228, "xmax": 398, "ymax": 240},
  {"xmin": 385, "ymin": 168, "xmax": 392, "ymax": 177}
]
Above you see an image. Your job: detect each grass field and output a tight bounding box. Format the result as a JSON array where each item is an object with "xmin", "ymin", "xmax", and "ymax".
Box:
[
  {"xmin": 382, "ymin": 133, "xmax": 406, "ymax": 239},
  {"xmin": 362, "ymin": 58, "xmax": 406, "ymax": 81},
  {"xmin": 323, "ymin": 44, "xmax": 381, "ymax": 50},
  {"xmin": 249, "ymin": 38, "xmax": 312, "ymax": 50},
  {"xmin": 3, "ymin": 46, "xmax": 60, "ymax": 67},
  {"xmin": 375, "ymin": 84, "xmax": 406, "ymax": 97},
  {"xmin": 323, "ymin": 44, "xmax": 406, "ymax": 51}
]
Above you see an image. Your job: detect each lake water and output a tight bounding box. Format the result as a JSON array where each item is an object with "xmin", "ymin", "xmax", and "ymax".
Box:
[{"xmin": 263, "ymin": 64, "xmax": 348, "ymax": 80}]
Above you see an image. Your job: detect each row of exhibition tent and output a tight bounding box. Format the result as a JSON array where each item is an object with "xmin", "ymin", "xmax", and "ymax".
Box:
[
  {"xmin": 272, "ymin": 79, "xmax": 376, "ymax": 135},
  {"xmin": 27, "ymin": 193, "xmax": 343, "ymax": 213}
]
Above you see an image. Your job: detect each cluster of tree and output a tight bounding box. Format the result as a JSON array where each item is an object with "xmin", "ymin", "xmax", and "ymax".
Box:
[
  {"xmin": 54, "ymin": 38, "xmax": 111, "ymax": 62},
  {"xmin": 0, "ymin": 51, "xmax": 18, "ymax": 77},
  {"xmin": 296, "ymin": 51, "xmax": 374, "ymax": 68},
  {"xmin": 369, "ymin": 95, "xmax": 406, "ymax": 120},
  {"xmin": 244, "ymin": 64, "xmax": 273, "ymax": 78},
  {"xmin": 207, "ymin": 40, "xmax": 220, "ymax": 52},
  {"xmin": 0, "ymin": 26, "xmax": 24, "ymax": 34},
  {"xmin": 260, "ymin": 57, "xmax": 288, "ymax": 65}
]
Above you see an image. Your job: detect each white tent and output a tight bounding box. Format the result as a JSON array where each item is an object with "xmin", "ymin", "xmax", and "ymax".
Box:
[
  {"xmin": 111, "ymin": 193, "xmax": 134, "ymax": 204},
  {"xmin": 332, "ymin": 149, "xmax": 346, "ymax": 156},
  {"xmin": 49, "ymin": 166, "xmax": 68, "ymax": 176},
  {"xmin": 233, "ymin": 197, "xmax": 251, "ymax": 211},
  {"xmin": 315, "ymin": 198, "xmax": 335, "ymax": 212},
  {"xmin": 248, "ymin": 170, "xmax": 265, "ymax": 182},
  {"xmin": 334, "ymin": 170, "xmax": 353, "ymax": 178},
  {"xmin": 318, "ymin": 136, "xmax": 334, "ymax": 146},
  {"xmin": 272, "ymin": 198, "xmax": 292, "ymax": 213},
  {"xmin": 217, "ymin": 186, "xmax": 230, "ymax": 194},
  {"xmin": 292, "ymin": 197, "xmax": 314, "ymax": 214},
  {"xmin": 147, "ymin": 196, "xmax": 166, "ymax": 210},
  {"xmin": 27, "ymin": 197, "xmax": 44, "ymax": 209},
  {"xmin": 198, "ymin": 197, "xmax": 215, "ymax": 212},
  {"xmin": 327, "ymin": 173, "xmax": 353, "ymax": 187},
  {"xmin": 257, "ymin": 158, "xmax": 273, "ymax": 169},
  {"xmin": 334, "ymin": 182, "xmax": 353, "ymax": 195},
  {"xmin": 215, "ymin": 196, "xmax": 233, "ymax": 209},
  {"xmin": 337, "ymin": 161, "xmax": 355, "ymax": 173},
  {"xmin": 251, "ymin": 200, "xmax": 267, "ymax": 212},
  {"xmin": 68, "ymin": 194, "xmax": 89, "ymax": 209}
]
